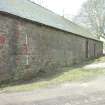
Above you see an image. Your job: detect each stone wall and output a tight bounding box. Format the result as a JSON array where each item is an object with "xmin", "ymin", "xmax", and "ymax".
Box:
[
  {"xmin": 0, "ymin": 13, "xmax": 103, "ymax": 82},
  {"xmin": 0, "ymin": 13, "xmax": 17, "ymax": 81}
]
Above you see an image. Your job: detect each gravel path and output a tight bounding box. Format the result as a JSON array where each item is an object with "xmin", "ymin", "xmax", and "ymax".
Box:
[
  {"xmin": 1, "ymin": 76, "xmax": 105, "ymax": 105},
  {"xmin": 1, "ymin": 60, "xmax": 105, "ymax": 105},
  {"xmin": 83, "ymin": 62, "xmax": 105, "ymax": 69}
]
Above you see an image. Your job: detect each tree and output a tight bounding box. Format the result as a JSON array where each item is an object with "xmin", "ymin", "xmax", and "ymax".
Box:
[{"xmin": 74, "ymin": 0, "xmax": 105, "ymax": 39}]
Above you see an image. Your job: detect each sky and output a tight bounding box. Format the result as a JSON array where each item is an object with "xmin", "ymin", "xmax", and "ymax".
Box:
[{"xmin": 30, "ymin": 0, "xmax": 87, "ymax": 19}]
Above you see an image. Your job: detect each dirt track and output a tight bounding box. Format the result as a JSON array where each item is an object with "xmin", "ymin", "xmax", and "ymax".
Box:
[
  {"xmin": 0, "ymin": 61, "xmax": 105, "ymax": 105},
  {"xmin": 0, "ymin": 76, "xmax": 105, "ymax": 105}
]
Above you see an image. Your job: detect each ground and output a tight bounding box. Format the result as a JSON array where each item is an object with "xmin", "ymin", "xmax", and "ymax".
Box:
[{"xmin": 0, "ymin": 57, "xmax": 105, "ymax": 105}]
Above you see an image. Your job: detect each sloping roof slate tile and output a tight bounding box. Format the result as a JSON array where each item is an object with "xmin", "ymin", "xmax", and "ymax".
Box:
[{"xmin": 0, "ymin": 0, "xmax": 99, "ymax": 40}]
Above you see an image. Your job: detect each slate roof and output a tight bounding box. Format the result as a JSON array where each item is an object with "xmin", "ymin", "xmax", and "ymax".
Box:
[{"xmin": 0, "ymin": 0, "xmax": 99, "ymax": 40}]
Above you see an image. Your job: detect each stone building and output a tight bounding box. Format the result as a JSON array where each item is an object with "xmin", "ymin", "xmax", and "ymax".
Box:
[{"xmin": 0, "ymin": 0, "xmax": 103, "ymax": 82}]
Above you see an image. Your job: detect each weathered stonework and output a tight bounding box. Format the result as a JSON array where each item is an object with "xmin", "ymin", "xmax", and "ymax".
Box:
[{"xmin": 0, "ymin": 13, "xmax": 103, "ymax": 82}]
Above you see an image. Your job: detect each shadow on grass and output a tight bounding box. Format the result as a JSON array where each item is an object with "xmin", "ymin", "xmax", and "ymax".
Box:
[{"xmin": 0, "ymin": 56, "xmax": 104, "ymax": 89}]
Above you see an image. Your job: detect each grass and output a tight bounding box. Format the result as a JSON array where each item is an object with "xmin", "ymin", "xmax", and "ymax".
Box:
[
  {"xmin": 94, "ymin": 56, "xmax": 105, "ymax": 62},
  {"xmin": 0, "ymin": 56, "xmax": 105, "ymax": 93}
]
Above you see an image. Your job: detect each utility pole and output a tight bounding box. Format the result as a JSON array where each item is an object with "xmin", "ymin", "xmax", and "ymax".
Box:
[{"xmin": 62, "ymin": 9, "xmax": 65, "ymax": 17}]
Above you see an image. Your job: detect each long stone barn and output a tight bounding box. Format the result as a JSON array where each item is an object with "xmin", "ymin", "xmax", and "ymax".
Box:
[{"xmin": 0, "ymin": 0, "xmax": 103, "ymax": 82}]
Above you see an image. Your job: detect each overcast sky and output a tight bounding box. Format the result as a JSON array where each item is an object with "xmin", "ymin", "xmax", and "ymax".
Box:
[{"xmin": 30, "ymin": 0, "xmax": 87, "ymax": 19}]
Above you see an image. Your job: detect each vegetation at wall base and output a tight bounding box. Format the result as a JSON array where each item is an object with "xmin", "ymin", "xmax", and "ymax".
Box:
[{"xmin": 0, "ymin": 56, "xmax": 105, "ymax": 93}]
